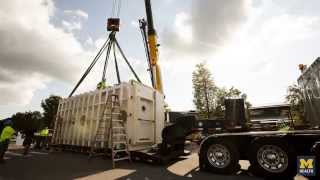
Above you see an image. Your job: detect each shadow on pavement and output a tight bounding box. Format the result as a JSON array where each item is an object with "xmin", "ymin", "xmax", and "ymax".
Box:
[
  {"xmin": 0, "ymin": 148, "xmax": 113, "ymax": 180},
  {"xmin": 0, "ymin": 147, "xmax": 262, "ymax": 180},
  {"xmin": 117, "ymin": 161, "xmax": 261, "ymax": 180}
]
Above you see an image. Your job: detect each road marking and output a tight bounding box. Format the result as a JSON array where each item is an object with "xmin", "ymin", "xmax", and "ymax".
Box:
[
  {"xmin": 6, "ymin": 151, "xmax": 32, "ymax": 157},
  {"xmin": 75, "ymin": 169, "xmax": 136, "ymax": 180},
  {"xmin": 5, "ymin": 152, "xmax": 23, "ymax": 156},
  {"xmin": 29, "ymin": 151, "xmax": 49, "ymax": 155}
]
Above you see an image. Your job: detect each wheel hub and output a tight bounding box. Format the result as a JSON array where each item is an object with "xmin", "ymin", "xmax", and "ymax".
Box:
[
  {"xmin": 257, "ymin": 145, "xmax": 288, "ymax": 173},
  {"xmin": 215, "ymin": 152, "xmax": 223, "ymax": 157},
  {"xmin": 207, "ymin": 144, "xmax": 231, "ymax": 168},
  {"xmin": 266, "ymin": 153, "xmax": 276, "ymax": 160}
]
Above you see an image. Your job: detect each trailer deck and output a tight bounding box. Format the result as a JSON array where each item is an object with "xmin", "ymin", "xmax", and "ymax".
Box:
[{"xmin": 204, "ymin": 129, "xmax": 320, "ymax": 137}]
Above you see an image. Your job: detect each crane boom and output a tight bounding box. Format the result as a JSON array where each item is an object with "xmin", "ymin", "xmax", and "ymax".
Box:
[{"xmin": 144, "ymin": 0, "xmax": 163, "ymax": 93}]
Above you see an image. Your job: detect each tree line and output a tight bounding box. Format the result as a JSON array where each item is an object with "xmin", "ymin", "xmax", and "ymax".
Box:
[
  {"xmin": 11, "ymin": 95, "xmax": 61, "ymax": 133},
  {"xmin": 192, "ymin": 62, "xmax": 305, "ymax": 123}
]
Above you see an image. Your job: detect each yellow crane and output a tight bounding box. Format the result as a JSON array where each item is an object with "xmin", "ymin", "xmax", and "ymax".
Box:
[{"xmin": 143, "ymin": 0, "xmax": 163, "ymax": 93}]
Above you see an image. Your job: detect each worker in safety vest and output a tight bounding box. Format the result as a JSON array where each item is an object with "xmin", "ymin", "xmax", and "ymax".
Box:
[
  {"xmin": 0, "ymin": 119, "xmax": 15, "ymax": 163},
  {"xmin": 40, "ymin": 128, "xmax": 49, "ymax": 137},
  {"xmin": 97, "ymin": 79, "xmax": 106, "ymax": 90},
  {"xmin": 39, "ymin": 127, "xmax": 49, "ymax": 149}
]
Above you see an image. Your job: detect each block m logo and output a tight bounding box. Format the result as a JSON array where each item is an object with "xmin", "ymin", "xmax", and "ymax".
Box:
[
  {"xmin": 300, "ymin": 159, "xmax": 314, "ymax": 169},
  {"xmin": 297, "ymin": 156, "xmax": 316, "ymax": 176}
]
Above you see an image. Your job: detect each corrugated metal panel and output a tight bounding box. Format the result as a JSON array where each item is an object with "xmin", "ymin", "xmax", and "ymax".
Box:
[
  {"xmin": 298, "ymin": 58, "xmax": 320, "ymax": 126},
  {"xmin": 52, "ymin": 81, "xmax": 165, "ymax": 150}
]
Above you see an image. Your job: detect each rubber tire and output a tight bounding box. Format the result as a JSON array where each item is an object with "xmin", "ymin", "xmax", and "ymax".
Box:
[
  {"xmin": 248, "ymin": 138, "xmax": 296, "ymax": 179},
  {"xmin": 199, "ymin": 138, "xmax": 240, "ymax": 174}
]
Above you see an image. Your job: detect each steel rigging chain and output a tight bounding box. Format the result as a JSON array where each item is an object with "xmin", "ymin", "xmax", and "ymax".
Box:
[{"xmin": 69, "ymin": 32, "xmax": 141, "ymax": 97}]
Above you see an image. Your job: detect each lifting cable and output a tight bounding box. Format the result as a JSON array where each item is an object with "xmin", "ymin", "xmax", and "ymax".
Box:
[
  {"xmin": 116, "ymin": 0, "xmax": 122, "ymax": 17},
  {"xmin": 102, "ymin": 39, "xmax": 113, "ymax": 82},
  {"xmin": 111, "ymin": 0, "xmax": 122, "ymax": 18},
  {"xmin": 68, "ymin": 0, "xmax": 142, "ymax": 97},
  {"xmin": 69, "ymin": 38, "xmax": 110, "ymax": 97},
  {"xmin": 111, "ymin": 0, "xmax": 116, "ymax": 16},
  {"xmin": 69, "ymin": 33, "xmax": 142, "ymax": 97},
  {"xmin": 113, "ymin": 42, "xmax": 121, "ymax": 84},
  {"xmin": 114, "ymin": 39, "xmax": 142, "ymax": 83},
  {"xmin": 139, "ymin": 19, "xmax": 154, "ymax": 87}
]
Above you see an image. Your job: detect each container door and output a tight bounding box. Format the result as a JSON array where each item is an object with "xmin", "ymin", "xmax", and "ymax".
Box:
[{"xmin": 132, "ymin": 83, "xmax": 155, "ymax": 145}]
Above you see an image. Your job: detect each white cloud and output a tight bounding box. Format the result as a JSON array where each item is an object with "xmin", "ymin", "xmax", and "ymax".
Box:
[
  {"xmin": 0, "ymin": 0, "xmax": 92, "ymax": 105},
  {"xmin": 64, "ymin": 9, "xmax": 88, "ymax": 20},
  {"xmin": 161, "ymin": 0, "xmax": 251, "ymax": 58},
  {"xmin": 62, "ymin": 9, "xmax": 89, "ymax": 32},
  {"xmin": 159, "ymin": 0, "xmax": 320, "ymax": 109},
  {"xmin": 85, "ymin": 37, "xmax": 94, "ymax": 46},
  {"xmin": 161, "ymin": 60, "xmax": 198, "ymax": 111},
  {"xmin": 174, "ymin": 12, "xmax": 193, "ymax": 43},
  {"xmin": 206, "ymin": 3, "xmax": 320, "ymax": 105},
  {"xmin": 0, "ymin": 73, "xmax": 49, "ymax": 105},
  {"xmin": 62, "ymin": 20, "xmax": 82, "ymax": 31},
  {"xmin": 130, "ymin": 21, "xmax": 139, "ymax": 28}
]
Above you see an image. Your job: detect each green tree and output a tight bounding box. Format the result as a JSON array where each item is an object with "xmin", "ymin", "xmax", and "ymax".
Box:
[
  {"xmin": 286, "ymin": 84, "xmax": 304, "ymax": 124},
  {"xmin": 11, "ymin": 111, "xmax": 42, "ymax": 132},
  {"xmin": 192, "ymin": 63, "xmax": 217, "ymax": 118},
  {"xmin": 192, "ymin": 63, "xmax": 251, "ymax": 119},
  {"xmin": 41, "ymin": 95, "xmax": 62, "ymax": 128}
]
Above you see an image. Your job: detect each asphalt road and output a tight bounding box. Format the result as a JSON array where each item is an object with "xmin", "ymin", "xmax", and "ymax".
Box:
[{"xmin": 0, "ymin": 145, "xmax": 307, "ymax": 180}]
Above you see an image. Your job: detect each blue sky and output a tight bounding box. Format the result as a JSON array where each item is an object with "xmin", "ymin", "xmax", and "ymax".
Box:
[{"xmin": 1, "ymin": 0, "xmax": 320, "ymax": 117}]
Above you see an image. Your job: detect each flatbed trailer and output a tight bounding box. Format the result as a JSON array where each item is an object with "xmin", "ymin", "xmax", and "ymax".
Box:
[
  {"xmin": 199, "ymin": 58, "xmax": 320, "ymax": 179},
  {"xmin": 199, "ymin": 129, "xmax": 320, "ymax": 178}
]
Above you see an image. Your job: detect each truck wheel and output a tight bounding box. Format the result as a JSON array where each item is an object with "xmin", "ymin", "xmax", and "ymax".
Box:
[
  {"xmin": 200, "ymin": 139, "xmax": 240, "ymax": 174},
  {"xmin": 249, "ymin": 138, "xmax": 296, "ymax": 178}
]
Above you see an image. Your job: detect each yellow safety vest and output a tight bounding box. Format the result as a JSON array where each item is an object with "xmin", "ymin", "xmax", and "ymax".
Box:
[
  {"xmin": 40, "ymin": 129, "xmax": 49, "ymax": 137},
  {"xmin": 0, "ymin": 126, "xmax": 15, "ymax": 142},
  {"xmin": 97, "ymin": 81, "xmax": 106, "ymax": 90}
]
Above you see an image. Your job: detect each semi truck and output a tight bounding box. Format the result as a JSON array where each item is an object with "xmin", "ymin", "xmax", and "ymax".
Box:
[
  {"xmin": 198, "ymin": 58, "xmax": 320, "ymax": 178},
  {"xmin": 51, "ymin": 0, "xmax": 320, "ymax": 178}
]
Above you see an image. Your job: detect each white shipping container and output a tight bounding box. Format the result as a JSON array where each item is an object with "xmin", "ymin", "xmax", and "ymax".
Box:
[{"xmin": 52, "ymin": 80, "xmax": 165, "ymax": 151}]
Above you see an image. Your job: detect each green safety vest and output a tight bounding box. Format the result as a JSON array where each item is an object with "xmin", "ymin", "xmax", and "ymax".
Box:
[
  {"xmin": 0, "ymin": 126, "xmax": 15, "ymax": 142},
  {"xmin": 97, "ymin": 81, "xmax": 106, "ymax": 90},
  {"xmin": 40, "ymin": 129, "xmax": 49, "ymax": 137}
]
